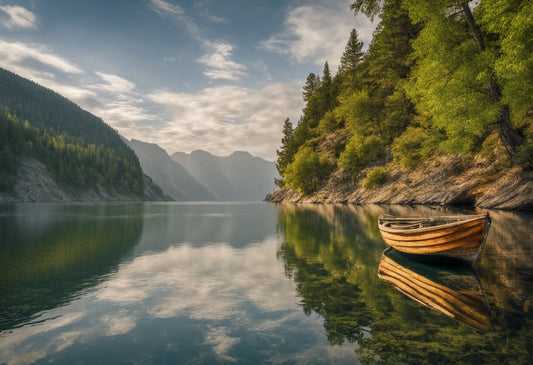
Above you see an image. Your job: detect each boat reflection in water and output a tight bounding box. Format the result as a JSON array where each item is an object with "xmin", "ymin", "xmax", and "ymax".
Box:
[{"xmin": 378, "ymin": 247, "xmax": 491, "ymax": 333}]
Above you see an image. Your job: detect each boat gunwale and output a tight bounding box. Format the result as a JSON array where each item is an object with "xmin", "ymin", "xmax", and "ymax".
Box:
[{"xmin": 378, "ymin": 214, "xmax": 489, "ymax": 234}]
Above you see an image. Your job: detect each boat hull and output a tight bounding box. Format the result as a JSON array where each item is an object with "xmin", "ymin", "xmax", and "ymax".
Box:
[{"xmin": 378, "ymin": 214, "xmax": 491, "ymax": 264}]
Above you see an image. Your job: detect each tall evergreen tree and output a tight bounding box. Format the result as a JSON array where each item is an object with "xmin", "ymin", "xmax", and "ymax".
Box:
[
  {"xmin": 320, "ymin": 61, "xmax": 335, "ymax": 111},
  {"xmin": 302, "ymin": 73, "xmax": 321, "ymax": 102},
  {"xmin": 339, "ymin": 29, "xmax": 364, "ymax": 83},
  {"xmin": 275, "ymin": 118, "xmax": 296, "ymax": 185}
]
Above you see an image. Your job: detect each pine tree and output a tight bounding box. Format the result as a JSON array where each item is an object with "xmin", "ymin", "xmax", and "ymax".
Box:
[
  {"xmin": 275, "ymin": 118, "xmax": 296, "ymax": 186},
  {"xmin": 320, "ymin": 61, "xmax": 335, "ymax": 111},
  {"xmin": 302, "ymin": 73, "xmax": 321, "ymax": 102},
  {"xmin": 339, "ymin": 29, "xmax": 364, "ymax": 83}
]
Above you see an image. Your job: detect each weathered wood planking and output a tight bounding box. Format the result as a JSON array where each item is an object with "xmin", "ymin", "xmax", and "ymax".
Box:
[{"xmin": 378, "ymin": 213, "xmax": 491, "ymax": 263}]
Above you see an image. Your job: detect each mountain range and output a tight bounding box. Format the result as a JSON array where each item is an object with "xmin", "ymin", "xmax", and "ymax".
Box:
[
  {"xmin": 129, "ymin": 139, "xmax": 278, "ymax": 201},
  {"xmin": 0, "ymin": 67, "xmax": 277, "ymax": 202}
]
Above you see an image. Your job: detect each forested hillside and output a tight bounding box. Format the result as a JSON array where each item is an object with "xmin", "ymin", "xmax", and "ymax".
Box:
[
  {"xmin": 274, "ymin": 0, "xmax": 533, "ymax": 198},
  {"xmin": 0, "ymin": 68, "xmax": 145, "ymax": 197}
]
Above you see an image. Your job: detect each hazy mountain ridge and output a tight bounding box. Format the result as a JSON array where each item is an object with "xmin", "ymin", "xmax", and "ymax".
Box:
[
  {"xmin": 128, "ymin": 140, "xmax": 214, "ymax": 201},
  {"xmin": 171, "ymin": 149, "xmax": 279, "ymax": 201},
  {"xmin": 129, "ymin": 140, "xmax": 278, "ymax": 201}
]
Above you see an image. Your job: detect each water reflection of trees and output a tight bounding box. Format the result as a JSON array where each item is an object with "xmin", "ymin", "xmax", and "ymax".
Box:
[
  {"xmin": 275, "ymin": 204, "xmax": 533, "ymax": 364},
  {"xmin": 0, "ymin": 204, "xmax": 143, "ymax": 331}
]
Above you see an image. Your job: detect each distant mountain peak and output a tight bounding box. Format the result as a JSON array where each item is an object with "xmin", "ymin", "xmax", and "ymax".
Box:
[
  {"xmin": 229, "ymin": 151, "xmax": 252, "ymax": 158},
  {"xmin": 190, "ymin": 149, "xmax": 213, "ymax": 157}
]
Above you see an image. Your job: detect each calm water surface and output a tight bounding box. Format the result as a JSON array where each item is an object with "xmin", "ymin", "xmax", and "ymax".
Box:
[{"xmin": 0, "ymin": 202, "xmax": 532, "ymax": 364}]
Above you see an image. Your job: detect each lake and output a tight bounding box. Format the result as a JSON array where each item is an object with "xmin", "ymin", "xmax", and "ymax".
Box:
[{"xmin": 1, "ymin": 202, "xmax": 532, "ymax": 364}]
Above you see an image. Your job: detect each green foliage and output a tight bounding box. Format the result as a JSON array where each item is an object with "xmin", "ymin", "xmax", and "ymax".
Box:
[
  {"xmin": 317, "ymin": 111, "xmax": 339, "ymax": 134},
  {"xmin": 0, "ymin": 111, "xmax": 143, "ymax": 193},
  {"xmin": 276, "ymin": 205, "xmax": 533, "ymax": 364},
  {"xmin": 303, "ymin": 73, "xmax": 321, "ymax": 103},
  {"xmin": 276, "ymin": 118, "xmax": 297, "ymax": 184},
  {"xmin": 404, "ymin": 3, "xmax": 498, "ymax": 152},
  {"xmin": 336, "ymin": 90, "xmax": 385, "ymax": 138},
  {"xmin": 339, "ymin": 134, "xmax": 385, "ymax": 173},
  {"xmin": 392, "ymin": 125, "xmax": 442, "ymax": 170},
  {"xmin": 517, "ymin": 144, "xmax": 533, "ymax": 169},
  {"xmin": 0, "ymin": 68, "xmax": 145, "ymax": 195},
  {"xmin": 285, "ymin": 147, "xmax": 334, "ymax": 195},
  {"xmin": 275, "ymin": 0, "xmax": 532, "ymax": 191},
  {"xmin": 403, "ymin": 0, "xmax": 529, "ymax": 154},
  {"xmin": 479, "ymin": 0, "xmax": 533, "ymax": 123},
  {"xmin": 363, "ymin": 167, "xmax": 387, "ymax": 190},
  {"xmin": 339, "ymin": 29, "xmax": 364, "ymax": 85}
]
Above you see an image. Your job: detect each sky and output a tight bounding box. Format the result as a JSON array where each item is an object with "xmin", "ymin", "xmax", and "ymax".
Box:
[{"xmin": 0, "ymin": 0, "xmax": 375, "ymax": 160}]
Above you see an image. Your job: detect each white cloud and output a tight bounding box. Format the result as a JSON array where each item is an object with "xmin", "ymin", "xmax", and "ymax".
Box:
[
  {"xmin": 0, "ymin": 39, "xmax": 156, "ymax": 135},
  {"xmin": 0, "ymin": 40, "xmax": 82, "ymax": 74},
  {"xmin": 147, "ymin": 82, "xmax": 304, "ymax": 160},
  {"xmin": 85, "ymin": 72, "xmax": 158, "ymax": 129},
  {"xmin": 147, "ymin": 1, "xmax": 245, "ymax": 82},
  {"xmin": 261, "ymin": 0, "xmax": 375, "ymax": 69},
  {"xmin": 148, "ymin": 0, "xmax": 200, "ymax": 41},
  {"xmin": 149, "ymin": 0, "xmax": 183, "ymax": 16},
  {"xmin": 0, "ymin": 5, "xmax": 36, "ymax": 30},
  {"xmin": 0, "ymin": 40, "xmax": 100, "ymax": 105},
  {"xmin": 197, "ymin": 41, "xmax": 247, "ymax": 81},
  {"xmin": 0, "ymin": 37, "xmax": 300, "ymax": 160},
  {"xmin": 93, "ymin": 72, "xmax": 136, "ymax": 95}
]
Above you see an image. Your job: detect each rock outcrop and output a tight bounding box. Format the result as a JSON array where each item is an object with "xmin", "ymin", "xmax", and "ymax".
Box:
[
  {"xmin": 0, "ymin": 157, "xmax": 169, "ymax": 202},
  {"xmin": 265, "ymin": 154, "xmax": 533, "ymax": 210}
]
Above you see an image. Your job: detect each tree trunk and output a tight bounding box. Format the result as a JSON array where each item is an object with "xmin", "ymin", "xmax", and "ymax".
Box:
[
  {"xmin": 498, "ymin": 105, "xmax": 523, "ymax": 156},
  {"xmin": 460, "ymin": 2, "xmax": 523, "ymax": 156}
]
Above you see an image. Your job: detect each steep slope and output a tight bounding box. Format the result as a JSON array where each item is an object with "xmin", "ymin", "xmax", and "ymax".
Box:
[
  {"xmin": 0, "ymin": 68, "xmax": 167, "ymax": 201},
  {"xmin": 171, "ymin": 150, "xmax": 279, "ymax": 201},
  {"xmin": 265, "ymin": 153, "xmax": 533, "ymax": 210},
  {"xmin": 129, "ymin": 140, "xmax": 214, "ymax": 201}
]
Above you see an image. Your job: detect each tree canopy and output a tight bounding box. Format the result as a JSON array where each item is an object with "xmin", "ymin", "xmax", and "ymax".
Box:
[
  {"xmin": 0, "ymin": 68, "xmax": 144, "ymax": 195},
  {"xmin": 275, "ymin": 0, "xmax": 532, "ymax": 195}
]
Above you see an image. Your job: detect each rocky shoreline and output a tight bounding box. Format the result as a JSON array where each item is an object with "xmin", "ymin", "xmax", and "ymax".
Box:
[
  {"xmin": 265, "ymin": 154, "xmax": 533, "ymax": 210},
  {"xmin": 0, "ymin": 157, "xmax": 170, "ymax": 203}
]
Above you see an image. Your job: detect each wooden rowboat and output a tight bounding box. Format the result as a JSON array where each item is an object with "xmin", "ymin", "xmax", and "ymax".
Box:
[
  {"xmin": 378, "ymin": 248, "xmax": 491, "ymax": 333},
  {"xmin": 378, "ymin": 213, "xmax": 491, "ymax": 263}
]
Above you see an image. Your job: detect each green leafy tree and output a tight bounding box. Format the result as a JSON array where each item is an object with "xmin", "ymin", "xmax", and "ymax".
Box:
[
  {"xmin": 392, "ymin": 124, "xmax": 444, "ymax": 170},
  {"xmin": 285, "ymin": 147, "xmax": 334, "ymax": 195},
  {"xmin": 339, "ymin": 134, "xmax": 386, "ymax": 173},
  {"xmin": 403, "ymin": 0, "xmax": 526, "ymax": 156}
]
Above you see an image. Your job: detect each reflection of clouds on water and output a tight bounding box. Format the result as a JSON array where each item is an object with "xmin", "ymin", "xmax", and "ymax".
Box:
[
  {"xmin": 3, "ymin": 237, "xmax": 341, "ymax": 364},
  {"xmin": 204, "ymin": 326, "xmax": 240, "ymax": 362},
  {"xmin": 0, "ymin": 313, "xmax": 86, "ymax": 365},
  {"xmin": 102, "ymin": 313, "xmax": 137, "ymax": 336},
  {"xmin": 97, "ymin": 238, "xmax": 296, "ymax": 319}
]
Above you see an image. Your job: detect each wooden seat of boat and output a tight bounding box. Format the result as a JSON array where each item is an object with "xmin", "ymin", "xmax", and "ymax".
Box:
[{"xmin": 388, "ymin": 222, "xmax": 424, "ymax": 229}]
